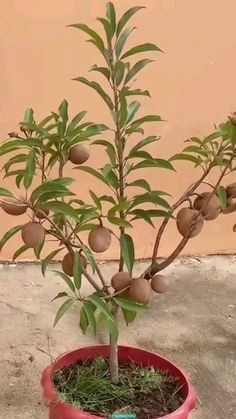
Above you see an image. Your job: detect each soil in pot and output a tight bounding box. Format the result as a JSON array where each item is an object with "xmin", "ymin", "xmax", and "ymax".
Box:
[{"xmin": 53, "ymin": 357, "xmax": 183, "ymax": 418}]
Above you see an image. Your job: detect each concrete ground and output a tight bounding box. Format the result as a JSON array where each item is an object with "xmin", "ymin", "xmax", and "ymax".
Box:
[{"xmin": 0, "ymin": 256, "xmax": 235, "ymax": 419}]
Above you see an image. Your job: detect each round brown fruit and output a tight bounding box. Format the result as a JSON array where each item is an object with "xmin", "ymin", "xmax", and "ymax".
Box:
[
  {"xmin": 222, "ymin": 199, "xmax": 236, "ymax": 214},
  {"xmin": 21, "ymin": 222, "xmax": 45, "ymax": 248},
  {"xmin": 176, "ymin": 208, "xmax": 203, "ymax": 238},
  {"xmin": 151, "ymin": 275, "xmax": 169, "ymax": 294},
  {"xmin": 226, "ymin": 184, "xmax": 236, "ymax": 199},
  {"xmin": 111, "ymin": 272, "xmax": 132, "ymax": 292},
  {"xmin": 69, "ymin": 144, "xmax": 90, "ymax": 165},
  {"xmin": 62, "ymin": 252, "xmax": 87, "ymax": 277},
  {"xmin": 34, "ymin": 205, "xmax": 50, "ymax": 220},
  {"xmin": 2, "ymin": 198, "xmax": 27, "ymax": 216},
  {"xmin": 88, "ymin": 227, "xmax": 111, "ymax": 253},
  {"xmin": 193, "ymin": 192, "xmax": 221, "ymax": 220},
  {"xmin": 129, "ymin": 277, "xmax": 151, "ymax": 304},
  {"xmin": 228, "ymin": 113, "xmax": 236, "ymax": 126}
]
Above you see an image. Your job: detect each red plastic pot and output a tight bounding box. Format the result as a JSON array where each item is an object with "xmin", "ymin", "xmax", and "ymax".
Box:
[{"xmin": 41, "ymin": 345, "xmax": 197, "ymax": 419}]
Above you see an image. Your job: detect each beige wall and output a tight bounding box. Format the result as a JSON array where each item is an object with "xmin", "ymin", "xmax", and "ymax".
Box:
[{"xmin": 1, "ymin": 0, "xmax": 236, "ymax": 261}]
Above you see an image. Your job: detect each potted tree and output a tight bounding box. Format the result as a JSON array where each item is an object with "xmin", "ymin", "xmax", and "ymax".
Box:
[{"xmin": 1, "ymin": 3, "xmax": 235, "ymax": 418}]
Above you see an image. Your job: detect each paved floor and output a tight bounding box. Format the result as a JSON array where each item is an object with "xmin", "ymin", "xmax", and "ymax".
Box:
[{"xmin": 0, "ymin": 256, "xmax": 235, "ymax": 418}]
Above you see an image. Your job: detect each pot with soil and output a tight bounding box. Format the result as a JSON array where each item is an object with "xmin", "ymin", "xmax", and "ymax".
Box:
[{"xmin": 42, "ymin": 346, "xmax": 196, "ymax": 419}]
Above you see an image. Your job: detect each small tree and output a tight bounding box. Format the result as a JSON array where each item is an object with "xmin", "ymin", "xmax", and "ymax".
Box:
[{"xmin": 1, "ymin": 3, "xmax": 236, "ymax": 383}]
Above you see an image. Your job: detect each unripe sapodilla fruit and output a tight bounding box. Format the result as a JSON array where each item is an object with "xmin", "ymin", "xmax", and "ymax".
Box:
[
  {"xmin": 111, "ymin": 272, "xmax": 132, "ymax": 292},
  {"xmin": 34, "ymin": 205, "xmax": 50, "ymax": 220},
  {"xmin": 176, "ymin": 208, "xmax": 203, "ymax": 238},
  {"xmin": 21, "ymin": 222, "xmax": 45, "ymax": 248},
  {"xmin": 151, "ymin": 275, "xmax": 169, "ymax": 294},
  {"xmin": 1, "ymin": 198, "xmax": 27, "ymax": 216},
  {"xmin": 88, "ymin": 227, "xmax": 111, "ymax": 253},
  {"xmin": 129, "ymin": 277, "xmax": 151, "ymax": 304},
  {"xmin": 69, "ymin": 144, "xmax": 90, "ymax": 165},
  {"xmin": 226, "ymin": 183, "xmax": 236, "ymax": 199},
  {"xmin": 222, "ymin": 199, "xmax": 236, "ymax": 214},
  {"xmin": 62, "ymin": 252, "xmax": 87, "ymax": 277},
  {"xmin": 193, "ymin": 192, "xmax": 221, "ymax": 220}
]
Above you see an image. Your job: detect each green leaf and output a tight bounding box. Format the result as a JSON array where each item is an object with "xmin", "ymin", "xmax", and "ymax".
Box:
[
  {"xmin": 217, "ymin": 186, "xmax": 227, "ymax": 209},
  {"xmin": 123, "ymin": 88, "xmax": 151, "ymax": 97},
  {"xmin": 89, "ymin": 191, "xmax": 102, "ymax": 211},
  {"xmin": 88, "ymin": 295, "xmax": 113, "ymax": 320},
  {"xmin": 39, "ymin": 190, "xmax": 74, "ymax": 202},
  {"xmin": 128, "ymin": 150, "xmax": 153, "ymax": 160},
  {"xmin": 16, "ymin": 173, "xmax": 24, "ymax": 188},
  {"xmin": 121, "ymin": 43, "xmax": 163, "ymax": 60},
  {"xmin": 44, "ymin": 201, "xmax": 79, "ymax": 220},
  {"xmin": 106, "ymin": 2, "xmax": 116, "ymax": 36},
  {"xmin": 129, "ymin": 209, "xmax": 154, "ymax": 227},
  {"xmin": 130, "ymin": 192, "xmax": 170, "ymax": 210},
  {"xmin": 53, "ymin": 298, "xmax": 74, "ymax": 327},
  {"xmin": 114, "ymin": 297, "xmax": 148, "ymax": 312},
  {"xmin": 74, "ymin": 77, "xmax": 113, "ymax": 110},
  {"xmin": 53, "ymin": 270, "xmax": 76, "ymax": 292},
  {"xmin": 75, "ymin": 166, "xmax": 107, "ymax": 185},
  {"xmin": 132, "ymin": 159, "xmax": 174, "ymax": 171},
  {"xmin": 80, "ymin": 244, "xmax": 97, "ymax": 274},
  {"xmin": 96, "ymin": 17, "xmax": 113, "ymax": 42},
  {"xmin": 4, "ymin": 154, "xmax": 28, "ymax": 175},
  {"xmin": 121, "ymin": 308, "xmax": 137, "ymax": 325},
  {"xmin": 80, "ymin": 306, "xmax": 89, "ymax": 333},
  {"xmin": 67, "ymin": 111, "xmax": 87, "ymax": 134},
  {"xmin": 125, "ymin": 59, "xmax": 154, "ymax": 83},
  {"xmin": 169, "ymin": 153, "xmax": 199, "ymax": 163},
  {"xmin": 129, "ymin": 136, "xmax": 159, "ymax": 154},
  {"xmin": 102, "ymin": 164, "xmax": 119, "ymax": 189},
  {"xmin": 116, "ymin": 27, "xmax": 135, "ymax": 58},
  {"xmin": 106, "ymin": 319, "xmax": 118, "ymax": 344},
  {"xmin": 126, "ymin": 101, "xmax": 141, "ymax": 125},
  {"xmin": 116, "ymin": 6, "xmax": 145, "ymax": 37},
  {"xmin": 114, "ymin": 61, "xmax": 125, "ymax": 86},
  {"xmin": 108, "ymin": 217, "xmax": 132, "ymax": 228},
  {"xmin": 69, "ymin": 23, "xmax": 105, "ymax": 54},
  {"xmin": 90, "ymin": 65, "xmax": 110, "ymax": 81},
  {"xmin": 52, "ymin": 292, "xmax": 69, "ymax": 302},
  {"xmin": 34, "ymin": 236, "xmax": 45, "ymax": 259},
  {"xmin": 0, "ymin": 188, "xmax": 13, "ymax": 197},
  {"xmin": 121, "ymin": 234, "xmax": 134, "ymax": 275},
  {"xmin": 126, "ymin": 179, "xmax": 151, "ymax": 192},
  {"xmin": 73, "ymin": 251, "xmax": 82, "ymax": 291},
  {"xmin": 0, "ymin": 225, "xmax": 22, "ymax": 252},
  {"xmin": 30, "ymin": 178, "xmax": 74, "ymax": 202},
  {"xmin": 41, "ymin": 248, "xmax": 63, "ymax": 276},
  {"xmin": 39, "ymin": 114, "xmax": 54, "ymax": 127},
  {"xmin": 13, "ymin": 244, "xmax": 29, "ymax": 261},
  {"xmin": 82, "ymin": 302, "xmax": 97, "ymax": 335},
  {"xmin": 23, "ymin": 108, "xmax": 34, "ymax": 123},
  {"xmin": 23, "ymin": 149, "xmax": 36, "ymax": 189},
  {"xmin": 58, "ymin": 99, "xmax": 68, "ymax": 135},
  {"xmin": 128, "ymin": 114, "xmax": 162, "ymax": 129}
]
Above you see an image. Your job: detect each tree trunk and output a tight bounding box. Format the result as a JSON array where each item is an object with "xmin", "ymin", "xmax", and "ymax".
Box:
[{"xmin": 109, "ymin": 304, "xmax": 119, "ymax": 383}]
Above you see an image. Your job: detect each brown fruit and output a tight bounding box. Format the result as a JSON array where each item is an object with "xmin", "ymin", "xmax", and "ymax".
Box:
[
  {"xmin": 176, "ymin": 208, "xmax": 203, "ymax": 238},
  {"xmin": 34, "ymin": 205, "xmax": 50, "ymax": 220},
  {"xmin": 222, "ymin": 198, "xmax": 236, "ymax": 214},
  {"xmin": 21, "ymin": 222, "xmax": 45, "ymax": 248},
  {"xmin": 69, "ymin": 144, "xmax": 90, "ymax": 165},
  {"xmin": 129, "ymin": 277, "xmax": 151, "ymax": 304},
  {"xmin": 193, "ymin": 192, "xmax": 221, "ymax": 220},
  {"xmin": 111, "ymin": 272, "xmax": 132, "ymax": 292},
  {"xmin": 226, "ymin": 184, "xmax": 236, "ymax": 199},
  {"xmin": 228, "ymin": 113, "xmax": 236, "ymax": 125},
  {"xmin": 88, "ymin": 227, "xmax": 111, "ymax": 253},
  {"xmin": 62, "ymin": 252, "xmax": 87, "ymax": 276},
  {"xmin": 151, "ymin": 275, "xmax": 169, "ymax": 294},
  {"xmin": 1, "ymin": 198, "xmax": 27, "ymax": 216}
]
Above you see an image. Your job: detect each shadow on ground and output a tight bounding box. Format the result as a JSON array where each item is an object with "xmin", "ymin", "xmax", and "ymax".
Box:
[{"xmin": 0, "ymin": 256, "xmax": 235, "ymax": 418}]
